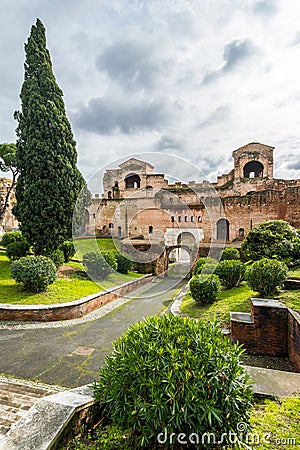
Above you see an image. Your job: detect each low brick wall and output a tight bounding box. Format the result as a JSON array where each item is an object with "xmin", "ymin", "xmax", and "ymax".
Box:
[
  {"xmin": 231, "ymin": 298, "xmax": 300, "ymax": 371},
  {"xmin": 0, "ymin": 275, "xmax": 152, "ymax": 322},
  {"xmin": 288, "ymin": 309, "xmax": 300, "ymax": 372}
]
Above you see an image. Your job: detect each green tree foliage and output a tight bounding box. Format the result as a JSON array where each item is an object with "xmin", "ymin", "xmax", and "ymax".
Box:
[
  {"xmin": 10, "ymin": 255, "xmax": 56, "ymax": 292},
  {"xmin": 13, "ymin": 19, "xmax": 89, "ymax": 255},
  {"xmin": 1, "ymin": 231, "xmax": 23, "ymax": 247},
  {"xmin": 93, "ymin": 315, "xmax": 253, "ymax": 448},
  {"xmin": 6, "ymin": 240, "xmax": 30, "ymax": 261},
  {"xmin": 241, "ymin": 220, "xmax": 297, "ymax": 260},
  {"xmin": 114, "ymin": 253, "xmax": 132, "ymax": 274},
  {"xmin": 245, "ymin": 258, "xmax": 288, "ymax": 297},
  {"xmin": 189, "ymin": 273, "xmax": 221, "ymax": 305},
  {"xmin": 0, "ymin": 143, "xmax": 19, "ymax": 222},
  {"xmin": 220, "ymin": 247, "xmax": 240, "ymax": 261},
  {"xmin": 59, "ymin": 240, "xmax": 76, "ymax": 263}
]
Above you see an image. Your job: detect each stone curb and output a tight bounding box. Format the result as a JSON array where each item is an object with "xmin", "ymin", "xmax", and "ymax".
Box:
[
  {"xmin": 170, "ymin": 280, "xmax": 190, "ymax": 316},
  {"xmin": 0, "ymin": 385, "xmax": 95, "ymax": 450}
]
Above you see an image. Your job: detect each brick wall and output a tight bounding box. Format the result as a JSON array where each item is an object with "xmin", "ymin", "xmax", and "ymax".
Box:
[{"xmin": 231, "ymin": 299, "xmax": 300, "ymax": 371}]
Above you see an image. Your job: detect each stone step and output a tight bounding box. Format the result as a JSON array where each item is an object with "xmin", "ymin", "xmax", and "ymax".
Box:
[{"xmin": 0, "ymin": 376, "xmax": 62, "ymax": 436}]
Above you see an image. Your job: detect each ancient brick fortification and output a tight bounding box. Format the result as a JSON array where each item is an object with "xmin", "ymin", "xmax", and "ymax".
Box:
[{"xmin": 86, "ymin": 142, "xmax": 300, "ymax": 243}]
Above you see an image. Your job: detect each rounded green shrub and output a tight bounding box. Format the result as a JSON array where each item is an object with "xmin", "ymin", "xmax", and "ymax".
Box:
[
  {"xmin": 189, "ymin": 273, "xmax": 221, "ymax": 305},
  {"xmin": 5, "ymin": 240, "xmax": 30, "ymax": 261},
  {"xmin": 10, "ymin": 256, "xmax": 57, "ymax": 292},
  {"xmin": 50, "ymin": 249, "xmax": 65, "ymax": 268},
  {"xmin": 83, "ymin": 251, "xmax": 116, "ymax": 281},
  {"xmin": 215, "ymin": 260, "xmax": 245, "ymax": 289},
  {"xmin": 114, "ymin": 253, "xmax": 132, "ymax": 274},
  {"xmin": 245, "ymin": 257, "xmax": 288, "ymax": 297},
  {"xmin": 193, "ymin": 256, "xmax": 218, "ymax": 275},
  {"xmin": 59, "ymin": 240, "xmax": 76, "ymax": 262},
  {"xmin": 1, "ymin": 231, "xmax": 23, "ymax": 247},
  {"xmin": 93, "ymin": 314, "xmax": 253, "ymax": 448},
  {"xmin": 220, "ymin": 247, "xmax": 240, "ymax": 261}
]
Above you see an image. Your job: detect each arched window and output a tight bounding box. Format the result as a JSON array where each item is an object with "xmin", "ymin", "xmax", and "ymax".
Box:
[
  {"xmin": 239, "ymin": 227, "xmax": 245, "ymax": 237},
  {"xmin": 198, "ymin": 216, "xmax": 202, "ymax": 222},
  {"xmin": 171, "ymin": 216, "xmax": 175, "ymax": 223},
  {"xmin": 243, "ymin": 161, "xmax": 264, "ymax": 178},
  {"xmin": 108, "ymin": 191, "xmax": 112, "ymax": 199},
  {"xmin": 191, "ymin": 216, "xmax": 194, "ymax": 222},
  {"xmin": 109, "ymin": 223, "xmax": 114, "ymax": 229},
  {"xmin": 184, "ymin": 216, "xmax": 188, "ymax": 222},
  {"xmin": 178, "ymin": 216, "xmax": 181, "ymax": 222},
  {"xmin": 217, "ymin": 218, "xmax": 230, "ymax": 241},
  {"xmin": 149, "ymin": 226, "xmax": 153, "ymax": 234},
  {"xmin": 125, "ymin": 173, "xmax": 141, "ymax": 188}
]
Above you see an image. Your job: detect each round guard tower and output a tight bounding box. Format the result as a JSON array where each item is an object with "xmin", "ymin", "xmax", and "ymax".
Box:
[{"xmin": 232, "ymin": 143, "xmax": 274, "ymax": 180}]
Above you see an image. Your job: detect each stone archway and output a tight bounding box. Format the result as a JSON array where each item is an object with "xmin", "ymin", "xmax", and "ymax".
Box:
[
  {"xmin": 243, "ymin": 161, "xmax": 264, "ymax": 178},
  {"xmin": 125, "ymin": 173, "xmax": 141, "ymax": 188}
]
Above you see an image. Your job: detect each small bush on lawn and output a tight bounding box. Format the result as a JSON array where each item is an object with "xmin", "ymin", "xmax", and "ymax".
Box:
[
  {"xmin": 93, "ymin": 314, "xmax": 253, "ymax": 449},
  {"xmin": 50, "ymin": 249, "xmax": 65, "ymax": 268},
  {"xmin": 5, "ymin": 240, "xmax": 30, "ymax": 261},
  {"xmin": 215, "ymin": 260, "xmax": 245, "ymax": 289},
  {"xmin": 220, "ymin": 247, "xmax": 240, "ymax": 261},
  {"xmin": 245, "ymin": 257, "xmax": 288, "ymax": 297},
  {"xmin": 193, "ymin": 256, "xmax": 218, "ymax": 275},
  {"xmin": 1, "ymin": 231, "xmax": 23, "ymax": 247},
  {"xmin": 59, "ymin": 240, "xmax": 76, "ymax": 262},
  {"xmin": 83, "ymin": 251, "xmax": 117, "ymax": 281},
  {"xmin": 114, "ymin": 253, "xmax": 132, "ymax": 274},
  {"xmin": 189, "ymin": 273, "xmax": 221, "ymax": 305},
  {"xmin": 10, "ymin": 256, "xmax": 57, "ymax": 292}
]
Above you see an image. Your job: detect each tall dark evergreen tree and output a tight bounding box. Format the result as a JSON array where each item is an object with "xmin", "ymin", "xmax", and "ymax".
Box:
[{"xmin": 14, "ymin": 19, "xmax": 89, "ymax": 254}]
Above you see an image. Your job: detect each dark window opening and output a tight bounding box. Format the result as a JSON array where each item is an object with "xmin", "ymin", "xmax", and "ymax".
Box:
[
  {"xmin": 239, "ymin": 227, "xmax": 245, "ymax": 237},
  {"xmin": 108, "ymin": 191, "xmax": 112, "ymax": 199},
  {"xmin": 198, "ymin": 216, "xmax": 202, "ymax": 222},
  {"xmin": 184, "ymin": 216, "xmax": 188, "ymax": 222},
  {"xmin": 243, "ymin": 161, "xmax": 264, "ymax": 178},
  {"xmin": 178, "ymin": 216, "xmax": 181, "ymax": 222},
  {"xmin": 109, "ymin": 223, "xmax": 114, "ymax": 229},
  {"xmin": 191, "ymin": 216, "xmax": 194, "ymax": 222},
  {"xmin": 171, "ymin": 216, "xmax": 175, "ymax": 223},
  {"xmin": 149, "ymin": 226, "xmax": 153, "ymax": 234},
  {"xmin": 125, "ymin": 173, "xmax": 141, "ymax": 188},
  {"xmin": 217, "ymin": 218, "xmax": 229, "ymax": 241}
]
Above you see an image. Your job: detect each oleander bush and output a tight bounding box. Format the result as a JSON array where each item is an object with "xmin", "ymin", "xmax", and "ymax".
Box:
[
  {"xmin": 189, "ymin": 273, "xmax": 221, "ymax": 305},
  {"xmin": 10, "ymin": 255, "xmax": 57, "ymax": 292},
  {"xmin": 93, "ymin": 314, "xmax": 253, "ymax": 449},
  {"xmin": 245, "ymin": 257, "xmax": 288, "ymax": 297},
  {"xmin": 215, "ymin": 260, "xmax": 245, "ymax": 289}
]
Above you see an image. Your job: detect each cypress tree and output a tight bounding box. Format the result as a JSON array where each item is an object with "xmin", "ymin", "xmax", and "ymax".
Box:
[{"xmin": 14, "ymin": 19, "xmax": 88, "ymax": 254}]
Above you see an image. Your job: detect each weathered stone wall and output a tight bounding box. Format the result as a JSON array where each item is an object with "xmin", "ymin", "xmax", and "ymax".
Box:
[{"xmin": 288, "ymin": 310, "xmax": 300, "ymax": 372}]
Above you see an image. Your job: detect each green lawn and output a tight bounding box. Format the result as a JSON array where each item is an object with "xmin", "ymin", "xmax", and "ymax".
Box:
[
  {"xmin": 180, "ymin": 282, "xmax": 255, "ymax": 325},
  {"xmin": 74, "ymin": 238, "xmax": 121, "ymax": 259},
  {"xmin": 0, "ymin": 250, "xmax": 142, "ymax": 305},
  {"xmin": 58, "ymin": 397, "xmax": 300, "ymax": 449}
]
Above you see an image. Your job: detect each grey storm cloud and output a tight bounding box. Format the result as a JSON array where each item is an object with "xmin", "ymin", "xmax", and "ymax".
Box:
[
  {"xmin": 96, "ymin": 39, "xmax": 174, "ymax": 90},
  {"xmin": 155, "ymin": 135, "xmax": 184, "ymax": 151},
  {"xmin": 252, "ymin": 0, "xmax": 278, "ymax": 16},
  {"xmin": 73, "ymin": 95, "xmax": 168, "ymax": 135},
  {"xmin": 202, "ymin": 38, "xmax": 257, "ymax": 84}
]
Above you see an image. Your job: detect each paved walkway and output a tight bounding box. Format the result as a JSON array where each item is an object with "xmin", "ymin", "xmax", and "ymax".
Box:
[{"xmin": 0, "ymin": 276, "xmax": 184, "ymax": 388}]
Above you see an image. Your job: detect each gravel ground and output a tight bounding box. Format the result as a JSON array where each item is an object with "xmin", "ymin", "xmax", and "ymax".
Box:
[{"xmin": 242, "ymin": 354, "xmax": 293, "ymax": 372}]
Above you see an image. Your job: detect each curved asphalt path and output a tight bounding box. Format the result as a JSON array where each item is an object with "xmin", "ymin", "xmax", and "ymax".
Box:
[{"xmin": 0, "ymin": 275, "xmax": 185, "ymax": 388}]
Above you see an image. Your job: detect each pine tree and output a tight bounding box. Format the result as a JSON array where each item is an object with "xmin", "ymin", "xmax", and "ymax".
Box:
[{"xmin": 13, "ymin": 19, "xmax": 89, "ymax": 254}]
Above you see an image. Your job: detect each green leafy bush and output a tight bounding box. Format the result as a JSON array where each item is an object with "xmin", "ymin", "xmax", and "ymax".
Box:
[
  {"xmin": 60, "ymin": 240, "xmax": 76, "ymax": 262},
  {"xmin": 83, "ymin": 251, "xmax": 116, "ymax": 281},
  {"xmin": 215, "ymin": 260, "xmax": 245, "ymax": 289},
  {"xmin": 10, "ymin": 255, "xmax": 57, "ymax": 292},
  {"xmin": 245, "ymin": 258, "xmax": 288, "ymax": 297},
  {"xmin": 189, "ymin": 273, "xmax": 221, "ymax": 305},
  {"xmin": 220, "ymin": 247, "xmax": 240, "ymax": 261},
  {"xmin": 1, "ymin": 231, "xmax": 23, "ymax": 247},
  {"xmin": 5, "ymin": 240, "xmax": 30, "ymax": 261},
  {"xmin": 114, "ymin": 253, "xmax": 132, "ymax": 274},
  {"xmin": 193, "ymin": 256, "xmax": 218, "ymax": 275},
  {"xmin": 93, "ymin": 314, "xmax": 253, "ymax": 449},
  {"xmin": 50, "ymin": 249, "xmax": 65, "ymax": 268}
]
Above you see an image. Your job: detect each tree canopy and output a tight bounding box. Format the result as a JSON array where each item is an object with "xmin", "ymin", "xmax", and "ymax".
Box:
[
  {"xmin": 241, "ymin": 220, "xmax": 298, "ymax": 260},
  {"xmin": 0, "ymin": 143, "xmax": 19, "ymax": 222},
  {"xmin": 13, "ymin": 19, "xmax": 90, "ymax": 254}
]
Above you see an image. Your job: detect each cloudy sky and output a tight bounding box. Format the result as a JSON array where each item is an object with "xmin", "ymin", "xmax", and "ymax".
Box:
[{"xmin": 1, "ymin": 0, "xmax": 300, "ymax": 188}]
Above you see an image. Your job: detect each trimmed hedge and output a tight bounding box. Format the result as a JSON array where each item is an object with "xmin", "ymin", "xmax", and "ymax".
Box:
[
  {"xmin": 5, "ymin": 240, "xmax": 30, "ymax": 261},
  {"xmin": 220, "ymin": 248, "xmax": 240, "ymax": 261},
  {"xmin": 60, "ymin": 240, "xmax": 76, "ymax": 262},
  {"xmin": 1, "ymin": 231, "xmax": 23, "ymax": 247},
  {"xmin": 189, "ymin": 273, "xmax": 221, "ymax": 305},
  {"xmin": 10, "ymin": 256, "xmax": 57, "ymax": 292},
  {"xmin": 193, "ymin": 257, "xmax": 218, "ymax": 275},
  {"xmin": 83, "ymin": 251, "xmax": 117, "ymax": 281},
  {"xmin": 215, "ymin": 260, "xmax": 245, "ymax": 289},
  {"xmin": 245, "ymin": 258, "xmax": 288, "ymax": 297},
  {"xmin": 93, "ymin": 314, "xmax": 253, "ymax": 448},
  {"xmin": 115, "ymin": 253, "xmax": 132, "ymax": 274}
]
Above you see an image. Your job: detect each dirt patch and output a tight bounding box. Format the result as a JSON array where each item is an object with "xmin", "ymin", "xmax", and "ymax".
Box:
[{"xmin": 58, "ymin": 265, "xmax": 78, "ymax": 279}]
